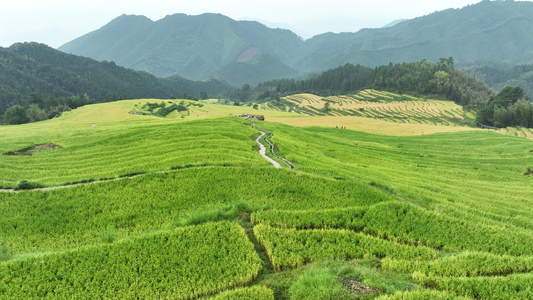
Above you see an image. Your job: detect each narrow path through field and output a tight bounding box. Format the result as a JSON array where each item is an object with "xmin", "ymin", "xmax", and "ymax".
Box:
[
  {"xmin": 255, "ymin": 131, "xmax": 282, "ymax": 168},
  {"xmin": 0, "ymin": 131, "xmax": 290, "ymax": 193},
  {"xmin": 264, "ymin": 133, "xmax": 295, "ymax": 169}
]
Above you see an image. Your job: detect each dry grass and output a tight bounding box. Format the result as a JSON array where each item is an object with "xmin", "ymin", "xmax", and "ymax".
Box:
[
  {"xmin": 497, "ymin": 127, "xmax": 533, "ymax": 140},
  {"xmin": 283, "ymin": 90, "xmax": 471, "ymax": 126},
  {"xmin": 14, "ymin": 96, "xmax": 529, "ymax": 142},
  {"xmin": 267, "ymin": 115, "xmax": 482, "ymax": 136}
]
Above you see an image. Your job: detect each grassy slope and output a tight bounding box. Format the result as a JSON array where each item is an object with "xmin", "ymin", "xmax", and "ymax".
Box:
[
  {"xmin": 265, "ymin": 122, "xmax": 533, "ymax": 229},
  {"xmin": 1, "ymin": 94, "xmax": 479, "ymax": 187},
  {"xmin": 1, "ymin": 96, "xmax": 533, "ymax": 299},
  {"xmin": 0, "ymin": 100, "xmax": 271, "ymax": 187},
  {"xmin": 0, "ymin": 167, "xmax": 389, "ymax": 254}
]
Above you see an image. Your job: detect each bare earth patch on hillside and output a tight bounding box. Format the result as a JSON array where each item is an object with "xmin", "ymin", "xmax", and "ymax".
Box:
[
  {"xmin": 4, "ymin": 143, "xmax": 63, "ymax": 156},
  {"xmin": 340, "ymin": 278, "xmax": 379, "ymax": 297},
  {"xmin": 237, "ymin": 47, "xmax": 260, "ymax": 62}
]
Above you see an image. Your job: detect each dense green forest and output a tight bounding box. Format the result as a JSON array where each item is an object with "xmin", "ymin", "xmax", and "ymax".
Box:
[
  {"xmin": 0, "ymin": 42, "xmax": 231, "ymax": 123},
  {"xmin": 226, "ymin": 59, "xmax": 493, "ymax": 108},
  {"xmin": 477, "ymin": 86, "xmax": 533, "ymax": 128}
]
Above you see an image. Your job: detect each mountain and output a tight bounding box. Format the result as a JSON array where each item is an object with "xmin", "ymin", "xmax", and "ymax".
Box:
[
  {"xmin": 60, "ymin": 13, "xmax": 305, "ymax": 83},
  {"xmin": 213, "ymin": 53, "xmax": 298, "ymax": 86},
  {"xmin": 297, "ymin": 0, "xmax": 533, "ymax": 72},
  {"xmin": 381, "ymin": 19, "xmax": 408, "ymax": 28},
  {"xmin": 462, "ymin": 63, "xmax": 533, "ymax": 99},
  {"xmin": 59, "ymin": 1, "xmax": 533, "ymax": 86},
  {"xmin": 0, "ymin": 42, "xmax": 231, "ymax": 116}
]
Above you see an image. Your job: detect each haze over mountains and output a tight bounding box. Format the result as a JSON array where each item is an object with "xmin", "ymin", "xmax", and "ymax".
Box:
[{"xmin": 59, "ymin": 1, "xmax": 533, "ymax": 86}]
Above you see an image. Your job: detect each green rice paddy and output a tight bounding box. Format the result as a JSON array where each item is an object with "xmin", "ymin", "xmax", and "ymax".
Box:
[{"xmin": 1, "ymin": 95, "xmax": 532, "ymax": 299}]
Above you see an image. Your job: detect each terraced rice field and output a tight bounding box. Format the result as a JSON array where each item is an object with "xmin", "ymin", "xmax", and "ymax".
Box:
[
  {"xmin": 284, "ymin": 90, "xmax": 475, "ymax": 126},
  {"xmin": 498, "ymin": 126, "xmax": 533, "ymax": 140},
  {"xmin": 2, "ymin": 97, "xmax": 533, "ymax": 299}
]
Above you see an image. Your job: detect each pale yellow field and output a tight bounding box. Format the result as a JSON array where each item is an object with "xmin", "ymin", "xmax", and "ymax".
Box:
[
  {"xmin": 267, "ymin": 115, "xmax": 482, "ymax": 136},
  {"xmin": 0, "ymin": 98, "xmax": 293, "ymax": 144},
  {"xmin": 0, "ymin": 99, "xmax": 280, "ymax": 145},
  {"xmin": 130, "ymin": 99, "xmax": 294, "ymax": 119},
  {"xmin": 284, "ymin": 93, "xmax": 323, "ymax": 106},
  {"xmin": 186, "ymin": 102, "xmax": 293, "ymax": 118},
  {"xmin": 497, "ymin": 127, "xmax": 533, "ymax": 140},
  {"xmin": 283, "ymin": 90, "xmax": 473, "ymax": 126},
  {"xmin": 5, "ymin": 96, "xmax": 530, "ymax": 144},
  {"xmin": 73, "ymin": 98, "xmax": 481, "ymax": 138}
]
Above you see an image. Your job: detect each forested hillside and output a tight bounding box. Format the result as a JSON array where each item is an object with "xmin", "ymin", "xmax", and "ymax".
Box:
[
  {"xmin": 59, "ymin": 1, "xmax": 533, "ymax": 86},
  {"xmin": 0, "ymin": 43, "xmax": 231, "ymax": 121},
  {"xmin": 226, "ymin": 60, "xmax": 494, "ymax": 109}
]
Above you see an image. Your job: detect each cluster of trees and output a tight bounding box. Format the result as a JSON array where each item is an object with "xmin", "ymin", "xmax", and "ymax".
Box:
[
  {"xmin": 3, "ymin": 93, "xmax": 93, "ymax": 125},
  {"xmin": 225, "ymin": 59, "xmax": 494, "ymax": 109},
  {"xmin": 477, "ymin": 86, "xmax": 533, "ymax": 128},
  {"xmin": 141, "ymin": 101, "xmax": 190, "ymax": 117}
]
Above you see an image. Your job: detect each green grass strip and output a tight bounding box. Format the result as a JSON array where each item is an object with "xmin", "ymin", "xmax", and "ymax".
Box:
[
  {"xmin": 382, "ymin": 252, "xmax": 533, "ymax": 277},
  {"xmin": 375, "ymin": 289, "xmax": 472, "ymax": 299},
  {"xmin": 252, "ymin": 202, "xmax": 533, "ymax": 256},
  {"xmin": 414, "ymin": 272, "xmax": 533, "ymax": 300},
  {"xmin": 254, "ymin": 224, "xmax": 437, "ymax": 271},
  {"xmin": 210, "ymin": 286, "xmax": 274, "ymax": 300}
]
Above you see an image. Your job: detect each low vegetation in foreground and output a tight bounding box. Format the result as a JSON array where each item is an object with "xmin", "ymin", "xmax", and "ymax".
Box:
[{"xmin": 1, "ymin": 95, "xmax": 532, "ymax": 299}]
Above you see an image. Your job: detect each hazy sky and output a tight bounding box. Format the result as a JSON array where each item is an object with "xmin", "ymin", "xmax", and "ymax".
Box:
[{"xmin": 0, "ymin": 0, "xmax": 513, "ymax": 48}]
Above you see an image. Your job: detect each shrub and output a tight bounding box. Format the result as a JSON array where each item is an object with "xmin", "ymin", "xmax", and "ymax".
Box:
[
  {"xmin": 414, "ymin": 272, "xmax": 533, "ymax": 299},
  {"xmin": 252, "ymin": 202, "xmax": 533, "ymax": 256},
  {"xmin": 118, "ymin": 170, "xmax": 147, "ymax": 178},
  {"xmin": 289, "ymin": 269, "xmax": 352, "ymax": 300},
  {"xmin": 382, "ymin": 252, "xmax": 533, "ymax": 277},
  {"xmin": 254, "ymin": 225, "xmax": 437, "ymax": 271},
  {"xmin": 15, "ymin": 179, "xmax": 44, "ymax": 190}
]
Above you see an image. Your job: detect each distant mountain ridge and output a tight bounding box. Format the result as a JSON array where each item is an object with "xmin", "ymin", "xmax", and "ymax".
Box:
[
  {"xmin": 60, "ymin": 13, "xmax": 304, "ymax": 86},
  {"xmin": 59, "ymin": 1, "xmax": 533, "ymax": 86}
]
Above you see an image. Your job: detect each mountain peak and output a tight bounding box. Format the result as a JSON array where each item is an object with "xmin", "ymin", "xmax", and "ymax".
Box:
[{"xmin": 59, "ymin": 1, "xmax": 533, "ymax": 85}]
